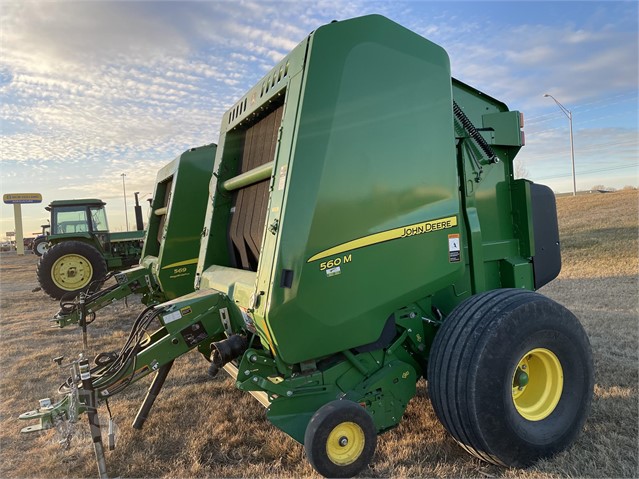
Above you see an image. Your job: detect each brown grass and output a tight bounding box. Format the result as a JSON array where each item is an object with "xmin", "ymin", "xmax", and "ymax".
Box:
[{"xmin": 0, "ymin": 190, "xmax": 637, "ymax": 478}]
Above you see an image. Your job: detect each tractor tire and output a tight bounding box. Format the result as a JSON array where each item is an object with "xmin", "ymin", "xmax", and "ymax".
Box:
[
  {"xmin": 37, "ymin": 241, "xmax": 108, "ymax": 300},
  {"xmin": 33, "ymin": 238, "xmax": 48, "ymax": 256},
  {"xmin": 427, "ymin": 289, "xmax": 593, "ymax": 468},
  {"xmin": 304, "ymin": 400, "xmax": 377, "ymax": 478}
]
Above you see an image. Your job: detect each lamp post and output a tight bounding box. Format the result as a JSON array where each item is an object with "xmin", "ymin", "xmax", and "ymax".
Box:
[
  {"xmin": 121, "ymin": 173, "xmax": 129, "ymax": 230},
  {"xmin": 544, "ymin": 94, "xmax": 576, "ymax": 196}
]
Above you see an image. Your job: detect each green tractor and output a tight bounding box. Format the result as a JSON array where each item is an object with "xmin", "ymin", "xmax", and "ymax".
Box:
[
  {"xmin": 36, "ymin": 199, "xmax": 145, "ymax": 300},
  {"xmin": 52, "ymin": 144, "xmax": 216, "ymax": 331},
  {"xmin": 21, "ymin": 15, "xmax": 593, "ymax": 478}
]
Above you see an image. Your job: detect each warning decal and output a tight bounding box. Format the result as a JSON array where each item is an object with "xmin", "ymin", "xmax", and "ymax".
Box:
[{"xmin": 448, "ymin": 234, "xmax": 461, "ymax": 263}]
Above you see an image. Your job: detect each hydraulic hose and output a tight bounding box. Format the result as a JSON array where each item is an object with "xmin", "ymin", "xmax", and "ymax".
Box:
[{"xmin": 57, "ymin": 305, "xmax": 165, "ymax": 396}]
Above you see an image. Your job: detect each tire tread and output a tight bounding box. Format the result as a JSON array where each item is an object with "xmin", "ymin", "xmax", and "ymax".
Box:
[{"xmin": 428, "ymin": 289, "xmax": 592, "ymax": 467}]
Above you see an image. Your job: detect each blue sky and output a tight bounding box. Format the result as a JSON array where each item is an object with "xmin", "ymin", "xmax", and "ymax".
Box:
[{"xmin": 1, "ymin": 1, "xmax": 637, "ymax": 236}]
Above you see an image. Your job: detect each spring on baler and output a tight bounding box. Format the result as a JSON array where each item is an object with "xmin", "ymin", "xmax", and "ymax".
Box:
[{"xmin": 453, "ymin": 100, "xmax": 498, "ymax": 163}]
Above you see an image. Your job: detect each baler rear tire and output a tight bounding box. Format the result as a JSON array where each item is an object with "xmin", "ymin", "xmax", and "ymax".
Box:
[
  {"xmin": 427, "ymin": 289, "xmax": 593, "ymax": 467},
  {"xmin": 304, "ymin": 400, "xmax": 377, "ymax": 478},
  {"xmin": 37, "ymin": 241, "xmax": 107, "ymax": 300}
]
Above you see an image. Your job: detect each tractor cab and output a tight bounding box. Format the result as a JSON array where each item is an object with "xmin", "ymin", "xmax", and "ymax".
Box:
[{"xmin": 47, "ymin": 199, "xmax": 109, "ymax": 235}]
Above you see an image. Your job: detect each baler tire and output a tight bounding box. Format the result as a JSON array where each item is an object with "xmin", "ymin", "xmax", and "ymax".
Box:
[
  {"xmin": 304, "ymin": 400, "xmax": 377, "ymax": 478},
  {"xmin": 37, "ymin": 241, "xmax": 108, "ymax": 300},
  {"xmin": 33, "ymin": 238, "xmax": 48, "ymax": 256},
  {"xmin": 427, "ymin": 288, "xmax": 593, "ymax": 468}
]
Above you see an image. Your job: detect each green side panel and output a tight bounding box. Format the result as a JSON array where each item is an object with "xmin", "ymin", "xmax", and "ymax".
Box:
[
  {"xmin": 452, "ymin": 81, "xmax": 514, "ymax": 249},
  {"xmin": 109, "ymin": 230, "xmax": 145, "ymax": 242},
  {"xmin": 511, "ymin": 179, "xmax": 534, "ymax": 258},
  {"xmin": 499, "ymin": 258, "xmax": 534, "ymax": 289},
  {"xmin": 449, "ymin": 80, "xmax": 531, "ymax": 302},
  {"xmin": 267, "ymin": 394, "xmax": 339, "ymax": 444},
  {"xmin": 145, "ymin": 144, "xmax": 216, "ymax": 299},
  {"xmin": 258, "ymin": 16, "xmax": 462, "ymax": 364},
  {"xmin": 483, "ymin": 111, "xmax": 524, "ymax": 147}
]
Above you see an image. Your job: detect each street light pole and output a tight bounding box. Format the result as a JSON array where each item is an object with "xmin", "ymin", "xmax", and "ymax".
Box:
[
  {"xmin": 121, "ymin": 173, "xmax": 129, "ymax": 230},
  {"xmin": 544, "ymin": 94, "xmax": 577, "ymax": 196}
]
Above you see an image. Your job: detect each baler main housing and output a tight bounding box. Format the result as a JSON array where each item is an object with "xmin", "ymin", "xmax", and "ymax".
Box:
[{"xmin": 197, "ymin": 15, "xmax": 547, "ymax": 361}]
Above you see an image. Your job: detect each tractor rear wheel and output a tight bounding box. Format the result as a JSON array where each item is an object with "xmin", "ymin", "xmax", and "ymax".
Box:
[
  {"xmin": 427, "ymin": 289, "xmax": 593, "ymax": 467},
  {"xmin": 33, "ymin": 237, "xmax": 48, "ymax": 256},
  {"xmin": 37, "ymin": 241, "xmax": 107, "ymax": 300},
  {"xmin": 304, "ymin": 400, "xmax": 377, "ymax": 478}
]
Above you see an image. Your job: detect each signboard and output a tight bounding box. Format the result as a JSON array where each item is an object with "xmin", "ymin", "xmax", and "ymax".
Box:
[
  {"xmin": 3, "ymin": 195, "xmax": 41, "ymax": 255},
  {"xmin": 3, "ymin": 193, "xmax": 42, "ymax": 204},
  {"xmin": 6, "ymin": 232, "xmax": 15, "ymax": 237}
]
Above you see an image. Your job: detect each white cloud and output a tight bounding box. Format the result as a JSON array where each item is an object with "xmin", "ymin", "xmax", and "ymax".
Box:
[{"xmin": 446, "ymin": 24, "xmax": 638, "ymax": 108}]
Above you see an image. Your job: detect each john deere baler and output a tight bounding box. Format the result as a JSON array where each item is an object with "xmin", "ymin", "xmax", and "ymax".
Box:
[
  {"xmin": 21, "ymin": 15, "xmax": 592, "ymax": 478},
  {"xmin": 53, "ymin": 144, "xmax": 216, "ymax": 331}
]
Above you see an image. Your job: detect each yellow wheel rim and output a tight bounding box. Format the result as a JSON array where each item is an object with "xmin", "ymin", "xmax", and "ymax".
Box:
[
  {"xmin": 512, "ymin": 348, "xmax": 563, "ymax": 421},
  {"xmin": 326, "ymin": 421, "xmax": 365, "ymax": 466},
  {"xmin": 51, "ymin": 254, "xmax": 93, "ymax": 291}
]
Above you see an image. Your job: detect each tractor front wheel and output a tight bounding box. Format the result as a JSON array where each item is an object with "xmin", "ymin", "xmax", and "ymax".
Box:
[
  {"xmin": 33, "ymin": 237, "xmax": 49, "ymax": 256},
  {"xmin": 427, "ymin": 289, "xmax": 593, "ymax": 467},
  {"xmin": 304, "ymin": 400, "xmax": 377, "ymax": 478},
  {"xmin": 37, "ymin": 241, "xmax": 107, "ymax": 300}
]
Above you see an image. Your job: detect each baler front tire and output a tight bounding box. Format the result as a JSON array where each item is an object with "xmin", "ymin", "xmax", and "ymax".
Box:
[
  {"xmin": 37, "ymin": 241, "xmax": 107, "ymax": 300},
  {"xmin": 304, "ymin": 400, "xmax": 377, "ymax": 478},
  {"xmin": 427, "ymin": 289, "xmax": 593, "ymax": 467}
]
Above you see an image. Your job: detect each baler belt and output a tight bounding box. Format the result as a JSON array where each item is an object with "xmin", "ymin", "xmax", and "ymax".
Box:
[{"xmin": 229, "ymin": 104, "xmax": 284, "ymax": 271}]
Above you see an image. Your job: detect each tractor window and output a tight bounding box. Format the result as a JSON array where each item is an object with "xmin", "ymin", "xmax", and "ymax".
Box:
[
  {"xmin": 52, "ymin": 207, "xmax": 89, "ymax": 234},
  {"xmin": 90, "ymin": 207, "xmax": 109, "ymax": 232}
]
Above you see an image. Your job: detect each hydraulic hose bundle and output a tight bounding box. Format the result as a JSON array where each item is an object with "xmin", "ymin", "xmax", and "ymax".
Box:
[{"xmin": 58, "ymin": 305, "xmax": 166, "ymax": 397}]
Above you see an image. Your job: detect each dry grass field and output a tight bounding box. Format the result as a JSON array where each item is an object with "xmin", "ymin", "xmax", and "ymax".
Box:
[{"xmin": 0, "ymin": 190, "xmax": 637, "ymax": 478}]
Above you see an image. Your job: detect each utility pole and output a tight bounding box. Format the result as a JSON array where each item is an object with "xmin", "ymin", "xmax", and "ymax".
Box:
[{"xmin": 544, "ymin": 94, "xmax": 577, "ymax": 196}]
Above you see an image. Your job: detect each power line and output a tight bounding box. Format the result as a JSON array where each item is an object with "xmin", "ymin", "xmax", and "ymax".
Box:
[
  {"xmin": 535, "ymin": 164, "xmax": 637, "ymax": 181},
  {"xmin": 518, "ymin": 140, "xmax": 637, "ymax": 163}
]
